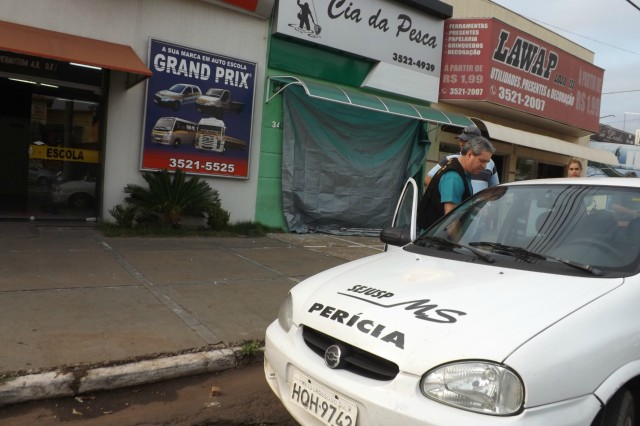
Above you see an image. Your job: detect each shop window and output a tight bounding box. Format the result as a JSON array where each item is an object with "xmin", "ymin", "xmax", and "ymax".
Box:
[
  {"xmin": 516, "ymin": 158, "xmax": 565, "ymax": 181},
  {"xmin": 438, "ymin": 142, "xmax": 460, "ymax": 158},
  {"xmin": 0, "ymin": 76, "xmax": 102, "ymax": 220}
]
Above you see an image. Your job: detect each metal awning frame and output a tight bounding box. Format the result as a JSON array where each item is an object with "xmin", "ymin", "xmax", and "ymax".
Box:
[
  {"xmin": 0, "ymin": 19, "xmax": 152, "ymax": 89},
  {"xmin": 472, "ymin": 118, "xmax": 619, "ymax": 165},
  {"xmin": 267, "ymin": 75, "xmax": 473, "ymax": 127}
]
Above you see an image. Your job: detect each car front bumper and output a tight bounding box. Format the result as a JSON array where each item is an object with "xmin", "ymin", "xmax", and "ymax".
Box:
[{"xmin": 264, "ymin": 321, "xmax": 602, "ymax": 426}]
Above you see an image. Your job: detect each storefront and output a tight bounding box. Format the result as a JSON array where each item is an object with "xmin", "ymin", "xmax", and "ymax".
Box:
[
  {"xmin": 255, "ymin": 0, "xmax": 618, "ymax": 233},
  {"xmin": 0, "ymin": 0, "xmax": 620, "ymax": 230},
  {"xmin": 0, "ymin": 20, "xmax": 151, "ymax": 221},
  {"xmin": 256, "ymin": 0, "xmax": 475, "ymax": 233},
  {"xmin": 432, "ymin": 2, "xmax": 618, "ymax": 182},
  {"xmin": 0, "ymin": 0, "xmax": 271, "ymax": 224}
]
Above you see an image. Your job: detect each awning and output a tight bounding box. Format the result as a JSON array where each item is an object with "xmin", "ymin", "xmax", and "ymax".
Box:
[
  {"xmin": 267, "ymin": 75, "xmax": 473, "ymax": 127},
  {"xmin": 472, "ymin": 118, "xmax": 619, "ymax": 165},
  {"xmin": 0, "ymin": 20, "xmax": 152, "ymax": 88}
]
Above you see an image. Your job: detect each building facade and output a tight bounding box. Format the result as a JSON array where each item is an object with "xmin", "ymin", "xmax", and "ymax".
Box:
[
  {"xmin": 0, "ymin": 0, "xmax": 617, "ymax": 231},
  {"xmin": 0, "ymin": 0, "xmax": 271, "ymax": 223},
  {"xmin": 254, "ymin": 0, "xmax": 616, "ymax": 232}
]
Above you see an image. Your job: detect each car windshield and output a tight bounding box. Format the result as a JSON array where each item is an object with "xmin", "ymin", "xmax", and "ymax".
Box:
[
  {"xmin": 153, "ymin": 118, "xmax": 175, "ymax": 130},
  {"xmin": 205, "ymin": 88, "xmax": 224, "ymax": 96},
  {"xmin": 413, "ymin": 184, "xmax": 640, "ymax": 277},
  {"xmin": 169, "ymin": 84, "xmax": 187, "ymax": 93}
]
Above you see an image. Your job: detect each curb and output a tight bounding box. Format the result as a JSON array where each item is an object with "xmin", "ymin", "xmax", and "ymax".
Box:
[{"xmin": 0, "ymin": 348, "xmax": 237, "ymax": 408}]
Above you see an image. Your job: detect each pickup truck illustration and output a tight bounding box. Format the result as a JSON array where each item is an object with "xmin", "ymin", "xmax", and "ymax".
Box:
[
  {"xmin": 195, "ymin": 88, "xmax": 244, "ymax": 117},
  {"xmin": 194, "ymin": 117, "xmax": 246, "ymax": 153},
  {"xmin": 151, "ymin": 117, "xmax": 197, "ymax": 147},
  {"xmin": 153, "ymin": 84, "xmax": 202, "ymax": 111}
]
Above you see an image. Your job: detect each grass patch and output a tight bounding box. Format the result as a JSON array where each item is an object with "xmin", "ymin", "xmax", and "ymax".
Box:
[
  {"xmin": 239, "ymin": 340, "xmax": 261, "ymax": 357},
  {"xmin": 99, "ymin": 220, "xmax": 284, "ymax": 238}
]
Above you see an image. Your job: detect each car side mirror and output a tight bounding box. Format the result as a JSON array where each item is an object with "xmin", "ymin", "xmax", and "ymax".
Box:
[{"xmin": 380, "ymin": 226, "xmax": 413, "ymax": 247}]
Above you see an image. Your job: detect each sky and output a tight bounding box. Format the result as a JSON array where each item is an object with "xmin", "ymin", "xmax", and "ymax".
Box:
[{"xmin": 490, "ymin": 0, "xmax": 640, "ymax": 134}]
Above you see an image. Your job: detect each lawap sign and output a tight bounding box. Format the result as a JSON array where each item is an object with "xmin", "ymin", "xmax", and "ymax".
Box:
[
  {"xmin": 439, "ymin": 18, "xmax": 604, "ymax": 133},
  {"xmin": 140, "ymin": 39, "xmax": 256, "ymax": 179}
]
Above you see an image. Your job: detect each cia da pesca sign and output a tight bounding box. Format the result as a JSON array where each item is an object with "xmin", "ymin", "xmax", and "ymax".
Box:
[{"xmin": 141, "ymin": 39, "xmax": 256, "ymax": 179}]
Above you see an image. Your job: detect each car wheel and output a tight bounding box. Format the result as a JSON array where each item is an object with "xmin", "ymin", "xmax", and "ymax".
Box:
[
  {"xmin": 173, "ymin": 138, "xmax": 181, "ymax": 147},
  {"xmin": 593, "ymin": 388, "xmax": 635, "ymax": 426},
  {"xmin": 68, "ymin": 193, "xmax": 94, "ymax": 210},
  {"xmin": 172, "ymin": 101, "xmax": 180, "ymax": 111}
]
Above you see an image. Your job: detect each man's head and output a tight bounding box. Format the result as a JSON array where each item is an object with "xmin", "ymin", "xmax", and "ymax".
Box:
[
  {"xmin": 460, "ymin": 136, "xmax": 495, "ymax": 175},
  {"xmin": 456, "ymin": 125, "xmax": 483, "ymax": 150}
]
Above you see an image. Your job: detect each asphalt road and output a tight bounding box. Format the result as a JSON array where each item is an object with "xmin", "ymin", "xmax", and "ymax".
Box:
[{"xmin": 0, "ymin": 360, "xmax": 297, "ymax": 425}]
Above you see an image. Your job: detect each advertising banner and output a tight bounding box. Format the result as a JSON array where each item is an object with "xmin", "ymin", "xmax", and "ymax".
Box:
[
  {"xmin": 273, "ymin": 0, "xmax": 445, "ymax": 80},
  {"xmin": 593, "ymin": 124, "xmax": 636, "ymax": 145},
  {"xmin": 140, "ymin": 39, "xmax": 256, "ymax": 178},
  {"xmin": 439, "ymin": 19, "xmax": 604, "ymax": 132}
]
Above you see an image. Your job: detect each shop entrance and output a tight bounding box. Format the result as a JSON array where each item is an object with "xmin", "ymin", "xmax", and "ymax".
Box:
[{"xmin": 0, "ymin": 76, "xmax": 102, "ymax": 221}]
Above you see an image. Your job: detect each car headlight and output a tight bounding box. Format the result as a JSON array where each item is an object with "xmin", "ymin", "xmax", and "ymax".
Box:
[
  {"xmin": 277, "ymin": 293, "xmax": 293, "ymax": 332},
  {"xmin": 421, "ymin": 361, "xmax": 524, "ymax": 416}
]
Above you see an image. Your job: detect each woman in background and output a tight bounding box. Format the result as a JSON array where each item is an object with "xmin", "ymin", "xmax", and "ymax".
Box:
[{"xmin": 567, "ymin": 159, "xmax": 583, "ymax": 177}]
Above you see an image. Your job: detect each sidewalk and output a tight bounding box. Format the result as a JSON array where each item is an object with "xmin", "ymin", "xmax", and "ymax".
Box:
[{"xmin": 0, "ymin": 222, "xmax": 384, "ymax": 406}]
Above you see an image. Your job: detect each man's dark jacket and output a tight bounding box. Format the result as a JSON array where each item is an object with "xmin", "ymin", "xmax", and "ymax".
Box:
[{"xmin": 417, "ymin": 157, "xmax": 472, "ymax": 230}]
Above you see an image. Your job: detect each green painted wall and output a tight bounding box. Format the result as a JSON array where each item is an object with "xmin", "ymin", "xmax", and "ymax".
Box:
[
  {"xmin": 255, "ymin": 88, "xmax": 287, "ymax": 228},
  {"xmin": 254, "ymin": 38, "xmax": 375, "ymax": 229}
]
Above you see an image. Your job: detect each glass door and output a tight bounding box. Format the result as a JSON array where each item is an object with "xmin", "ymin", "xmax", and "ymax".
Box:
[
  {"xmin": 28, "ymin": 94, "xmax": 101, "ymax": 220},
  {"xmin": 0, "ymin": 74, "xmax": 102, "ymax": 221}
]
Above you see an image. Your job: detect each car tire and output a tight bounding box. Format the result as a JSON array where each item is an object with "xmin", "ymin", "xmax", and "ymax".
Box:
[
  {"xmin": 593, "ymin": 388, "xmax": 635, "ymax": 426},
  {"xmin": 172, "ymin": 101, "xmax": 180, "ymax": 111},
  {"xmin": 173, "ymin": 138, "xmax": 181, "ymax": 147}
]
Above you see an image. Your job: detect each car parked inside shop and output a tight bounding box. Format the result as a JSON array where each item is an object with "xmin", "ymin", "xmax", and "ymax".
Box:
[
  {"xmin": 265, "ymin": 177, "xmax": 640, "ymax": 425},
  {"xmin": 28, "ymin": 164, "xmax": 56, "ymax": 186},
  {"xmin": 52, "ymin": 175, "xmax": 96, "ymax": 210}
]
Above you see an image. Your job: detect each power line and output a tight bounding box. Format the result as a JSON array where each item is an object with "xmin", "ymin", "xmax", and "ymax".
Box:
[
  {"xmin": 527, "ymin": 18, "xmax": 640, "ymax": 56},
  {"xmin": 602, "ymin": 89, "xmax": 640, "ymax": 94},
  {"xmin": 626, "ymin": 0, "xmax": 640, "ymax": 12},
  {"xmin": 498, "ymin": 0, "xmax": 640, "ymax": 56}
]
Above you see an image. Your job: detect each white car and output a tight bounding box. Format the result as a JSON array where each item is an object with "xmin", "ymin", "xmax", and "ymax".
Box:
[
  {"xmin": 264, "ymin": 177, "xmax": 640, "ymax": 426},
  {"xmin": 52, "ymin": 177, "xmax": 96, "ymax": 209},
  {"xmin": 28, "ymin": 166, "xmax": 56, "ymax": 186},
  {"xmin": 153, "ymin": 83, "xmax": 202, "ymax": 111}
]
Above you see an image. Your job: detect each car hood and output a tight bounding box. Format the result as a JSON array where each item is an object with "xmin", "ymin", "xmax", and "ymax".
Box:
[
  {"xmin": 196, "ymin": 95, "xmax": 219, "ymax": 103},
  {"xmin": 155, "ymin": 90, "xmax": 179, "ymax": 98},
  {"xmin": 292, "ymin": 249, "xmax": 623, "ymax": 374}
]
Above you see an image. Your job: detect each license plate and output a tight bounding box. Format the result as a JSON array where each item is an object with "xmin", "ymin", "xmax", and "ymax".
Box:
[{"xmin": 290, "ymin": 370, "xmax": 358, "ymax": 426}]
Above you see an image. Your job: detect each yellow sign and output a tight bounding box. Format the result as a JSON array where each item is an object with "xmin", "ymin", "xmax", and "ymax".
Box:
[{"xmin": 29, "ymin": 144, "xmax": 100, "ymax": 164}]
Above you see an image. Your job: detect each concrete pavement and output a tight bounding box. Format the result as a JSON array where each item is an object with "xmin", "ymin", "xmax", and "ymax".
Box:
[{"xmin": 0, "ymin": 222, "xmax": 384, "ymax": 406}]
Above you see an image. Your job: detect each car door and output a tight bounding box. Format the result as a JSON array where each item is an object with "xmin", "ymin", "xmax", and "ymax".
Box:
[{"xmin": 384, "ymin": 177, "xmax": 419, "ymax": 251}]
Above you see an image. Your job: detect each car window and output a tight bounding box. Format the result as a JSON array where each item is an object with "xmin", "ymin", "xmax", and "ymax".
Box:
[
  {"xmin": 170, "ymin": 84, "xmax": 187, "ymax": 93},
  {"xmin": 416, "ymin": 184, "xmax": 640, "ymax": 277}
]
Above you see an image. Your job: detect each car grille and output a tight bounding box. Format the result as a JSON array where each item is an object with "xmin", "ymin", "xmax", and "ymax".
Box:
[{"xmin": 302, "ymin": 326, "xmax": 399, "ymax": 381}]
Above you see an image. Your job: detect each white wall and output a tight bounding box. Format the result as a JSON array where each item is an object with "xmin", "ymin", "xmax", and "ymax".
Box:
[{"xmin": 0, "ymin": 0, "xmax": 269, "ymax": 223}]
